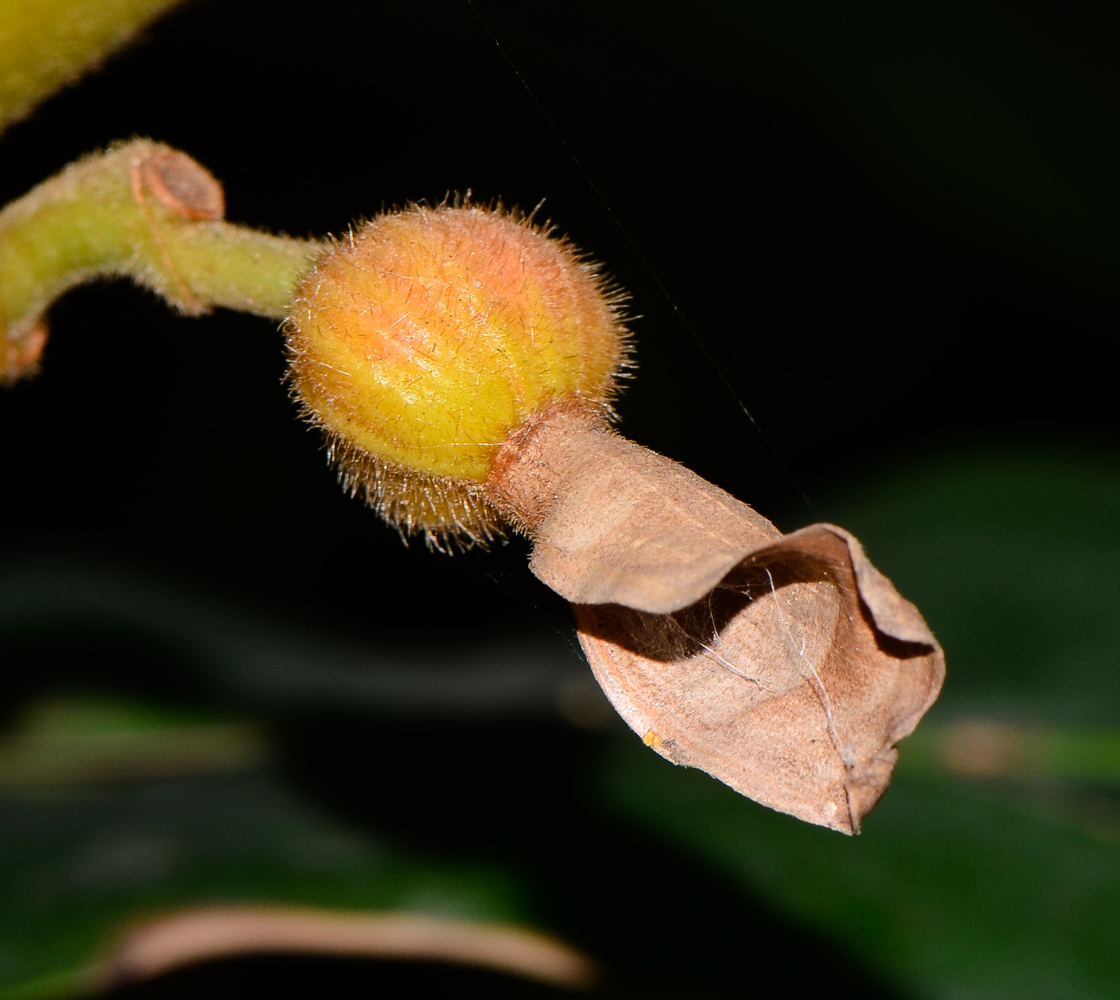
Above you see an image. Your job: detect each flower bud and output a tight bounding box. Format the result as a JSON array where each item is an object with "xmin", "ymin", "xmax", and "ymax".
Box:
[{"xmin": 285, "ymin": 205, "xmax": 629, "ymax": 547}]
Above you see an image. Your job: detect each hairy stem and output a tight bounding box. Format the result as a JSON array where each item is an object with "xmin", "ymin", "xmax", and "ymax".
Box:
[
  {"xmin": 0, "ymin": 140, "xmax": 318, "ymax": 381},
  {"xmin": 0, "ymin": 0, "xmax": 186, "ymax": 132}
]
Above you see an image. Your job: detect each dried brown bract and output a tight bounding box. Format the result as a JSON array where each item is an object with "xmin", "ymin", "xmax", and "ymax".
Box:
[{"xmin": 487, "ymin": 403, "xmax": 944, "ymax": 833}]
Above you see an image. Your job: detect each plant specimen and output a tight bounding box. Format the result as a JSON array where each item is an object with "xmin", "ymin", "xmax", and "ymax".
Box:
[
  {"xmin": 1, "ymin": 136, "xmax": 944, "ymax": 833},
  {"xmin": 15, "ymin": 6, "xmax": 1120, "ymax": 999}
]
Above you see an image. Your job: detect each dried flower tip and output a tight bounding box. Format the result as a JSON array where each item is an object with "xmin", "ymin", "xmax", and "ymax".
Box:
[
  {"xmin": 285, "ymin": 205, "xmax": 630, "ymax": 545},
  {"xmin": 485, "ymin": 409, "xmax": 945, "ymax": 833}
]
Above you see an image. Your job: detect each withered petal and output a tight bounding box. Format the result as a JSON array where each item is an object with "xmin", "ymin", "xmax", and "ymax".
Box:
[
  {"xmin": 499, "ymin": 411, "xmax": 783, "ymax": 614},
  {"xmin": 574, "ymin": 524, "xmax": 944, "ymax": 833},
  {"xmin": 486, "ymin": 405, "xmax": 944, "ymax": 832}
]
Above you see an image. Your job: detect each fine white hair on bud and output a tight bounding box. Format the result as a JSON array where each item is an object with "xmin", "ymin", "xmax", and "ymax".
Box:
[{"xmin": 284, "ymin": 203, "xmax": 631, "ymax": 547}]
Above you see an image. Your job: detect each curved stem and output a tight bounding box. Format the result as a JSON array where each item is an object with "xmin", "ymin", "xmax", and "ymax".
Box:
[
  {"xmin": 0, "ymin": 0, "xmax": 185, "ymax": 132},
  {"xmin": 100, "ymin": 907, "xmax": 599, "ymax": 993},
  {"xmin": 0, "ymin": 140, "xmax": 318, "ymax": 381}
]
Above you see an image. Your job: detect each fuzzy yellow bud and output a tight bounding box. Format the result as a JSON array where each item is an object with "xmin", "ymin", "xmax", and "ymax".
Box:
[{"xmin": 285, "ymin": 205, "xmax": 630, "ymax": 546}]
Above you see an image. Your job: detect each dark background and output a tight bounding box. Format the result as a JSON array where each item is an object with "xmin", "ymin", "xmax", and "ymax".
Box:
[{"xmin": 2, "ymin": 1, "xmax": 1118, "ymax": 996}]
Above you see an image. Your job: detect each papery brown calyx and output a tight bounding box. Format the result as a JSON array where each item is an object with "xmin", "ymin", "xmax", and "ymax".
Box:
[{"xmin": 485, "ymin": 403, "xmax": 945, "ymax": 834}]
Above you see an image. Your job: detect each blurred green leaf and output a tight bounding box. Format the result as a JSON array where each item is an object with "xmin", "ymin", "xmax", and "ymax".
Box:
[
  {"xmin": 0, "ymin": 698, "xmax": 529, "ymax": 1000},
  {"xmin": 822, "ymin": 446, "xmax": 1120, "ymax": 722},
  {"xmin": 904, "ymin": 718, "xmax": 1120, "ymax": 786},
  {"xmin": 0, "ymin": 698, "xmax": 268, "ymax": 788},
  {"xmin": 602, "ymin": 740, "xmax": 1120, "ymax": 1000},
  {"xmin": 601, "ymin": 446, "xmax": 1120, "ymax": 999}
]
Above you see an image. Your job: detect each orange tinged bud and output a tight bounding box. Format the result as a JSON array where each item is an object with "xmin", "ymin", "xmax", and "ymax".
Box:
[{"xmin": 285, "ymin": 205, "xmax": 630, "ymax": 546}]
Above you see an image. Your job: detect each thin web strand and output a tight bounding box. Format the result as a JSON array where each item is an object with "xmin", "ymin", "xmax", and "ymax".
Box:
[{"xmin": 465, "ymin": 0, "xmax": 814, "ymax": 513}]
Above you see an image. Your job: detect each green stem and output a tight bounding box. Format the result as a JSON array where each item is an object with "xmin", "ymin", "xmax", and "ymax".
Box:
[
  {"xmin": 0, "ymin": 140, "xmax": 318, "ymax": 381},
  {"xmin": 0, "ymin": 0, "xmax": 185, "ymax": 132}
]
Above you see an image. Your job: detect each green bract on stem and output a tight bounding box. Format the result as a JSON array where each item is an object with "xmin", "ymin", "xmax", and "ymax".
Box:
[{"xmin": 0, "ymin": 139, "xmax": 317, "ymax": 381}]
